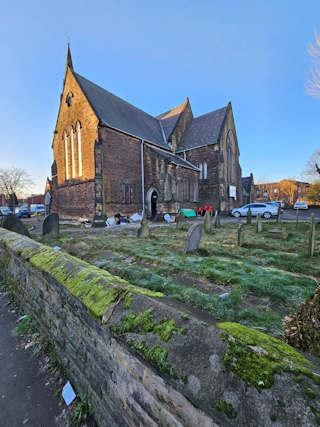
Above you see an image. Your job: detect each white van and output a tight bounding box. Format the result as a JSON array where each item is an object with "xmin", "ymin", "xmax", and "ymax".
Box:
[{"xmin": 30, "ymin": 204, "xmax": 45, "ymax": 214}]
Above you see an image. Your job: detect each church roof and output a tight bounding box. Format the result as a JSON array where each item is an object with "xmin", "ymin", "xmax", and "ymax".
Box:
[
  {"xmin": 156, "ymin": 100, "xmax": 189, "ymax": 140},
  {"xmin": 176, "ymin": 106, "xmax": 228, "ymax": 152},
  {"xmin": 74, "ymin": 72, "xmax": 168, "ymax": 149},
  {"xmin": 147, "ymin": 145, "xmax": 199, "ymax": 171}
]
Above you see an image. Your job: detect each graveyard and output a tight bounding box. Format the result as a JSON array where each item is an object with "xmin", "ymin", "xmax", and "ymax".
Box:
[{"xmin": 35, "ymin": 218, "xmax": 320, "ymax": 338}]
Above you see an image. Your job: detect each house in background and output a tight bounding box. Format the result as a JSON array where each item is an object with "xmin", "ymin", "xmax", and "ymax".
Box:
[
  {"xmin": 0, "ymin": 194, "xmax": 7, "ymax": 206},
  {"xmin": 255, "ymin": 179, "xmax": 310, "ymax": 206},
  {"xmin": 242, "ymin": 173, "xmax": 254, "ymax": 205},
  {"xmin": 50, "ymin": 46, "xmax": 243, "ymax": 222}
]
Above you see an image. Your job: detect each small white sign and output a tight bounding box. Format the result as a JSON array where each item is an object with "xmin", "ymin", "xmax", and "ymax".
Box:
[{"xmin": 229, "ymin": 185, "xmax": 237, "ymax": 199}]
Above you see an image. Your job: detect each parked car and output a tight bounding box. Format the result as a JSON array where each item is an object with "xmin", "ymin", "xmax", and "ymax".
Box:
[
  {"xmin": 16, "ymin": 207, "xmax": 31, "ymax": 218},
  {"xmin": 30, "ymin": 204, "xmax": 45, "ymax": 215},
  {"xmin": 293, "ymin": 201, "xmax": 308, "ymax": 209},
  {"xmin": 0, "ymin": 206, "xmax": 11, "ymax": 216},
  {"xmin": 264, "ymin": 202, "xmax": 284, "ymax": 213},
  {"xmin": 272, "ymin": 200, "xmax": 285, "ymax": 208},
  {"xmin": 231, "ymin": 203, "xmax": 279, "ymax": 219}
]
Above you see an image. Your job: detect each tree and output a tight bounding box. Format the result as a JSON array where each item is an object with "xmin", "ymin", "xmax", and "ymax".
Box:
[
  {"xmin": 304, "ymin": 147, "xmax": 320, "ymax": 181},
  {"xmin": 279, "ymin": 179, "xmax": 297, "ymax": 205},
  {"xmin": 306, "ymin": 29, "xmax": 320, "ymax": 98},
  {"xmin": 306, "ymin": 181, "xmax": 320, "ymax": 203},
  {"xmin": 0, "ymin": 167, "xmax": 34, "ymax": 209}
]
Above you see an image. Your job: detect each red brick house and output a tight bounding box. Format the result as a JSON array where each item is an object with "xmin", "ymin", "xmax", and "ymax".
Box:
[
  {"xmin": 50, "ymin": 46, "xmax": 243, "ymax": 221},
  {"xmin": 0, "ymin": 194, "xmax": 7, "ymax": 206},
  {"xmin": 255, "ymin": 180, "xmax": 311, "ymax": 206}
]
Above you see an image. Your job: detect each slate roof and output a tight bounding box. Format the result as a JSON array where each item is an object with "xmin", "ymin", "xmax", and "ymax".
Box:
[
  {"xmin": 74, "ymin": 72, "xmax": 168, "ymax": 149},
  {"xmin": 147, "ymin": 145, "xmax": 199, "ymax": 171},
  {"xmin": 156, "ymin": 101, "xmax": 188, "ymax": 140},
  {"xmin": 176, "ymin": 106, "xmax": 228, "ymax": 153}
]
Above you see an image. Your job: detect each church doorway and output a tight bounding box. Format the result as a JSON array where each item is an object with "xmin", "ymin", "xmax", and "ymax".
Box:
[
  {"xmin": 151, "ymin": 191, "xmax": 158, "ymax": 217},
  {"xmin": 146, "ymin": 187, "xmax": 159, "ymax": 217}
]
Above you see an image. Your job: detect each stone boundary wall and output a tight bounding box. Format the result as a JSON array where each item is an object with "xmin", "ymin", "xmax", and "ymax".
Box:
[{"xmin": 1, "ymin": 228, "xmax": 320, "ymax": 427}]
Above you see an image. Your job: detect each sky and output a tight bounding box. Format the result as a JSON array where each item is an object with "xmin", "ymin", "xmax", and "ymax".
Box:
[{"xmin": 0, "ymin": 0, "xmax": 320, "ymax": 195}]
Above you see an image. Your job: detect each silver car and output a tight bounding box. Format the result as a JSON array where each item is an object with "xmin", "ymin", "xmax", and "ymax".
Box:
[{"xmin": 231, "ymin": 203, "xmax": 278, "ymax": 219}]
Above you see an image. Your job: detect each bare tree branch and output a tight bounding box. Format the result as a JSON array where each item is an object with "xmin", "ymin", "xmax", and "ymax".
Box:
[
  {"xmin": 306, "ymin": 29, "xmax": 320, "ymax": 97},
  {"xmin": 0, "ymin": 167, "xmax": 34, "ymax": 199}
]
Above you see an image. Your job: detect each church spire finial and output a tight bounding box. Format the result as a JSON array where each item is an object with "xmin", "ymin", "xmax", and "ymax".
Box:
[{"xmin": 66, "ymin": 43, "xmax": 74, "ymax": 72}]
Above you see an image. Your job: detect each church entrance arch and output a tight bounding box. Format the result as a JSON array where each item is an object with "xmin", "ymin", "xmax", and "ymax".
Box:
[{"xmin": 146, "ymin": 187, "xmax": 159, "ymax": 217}]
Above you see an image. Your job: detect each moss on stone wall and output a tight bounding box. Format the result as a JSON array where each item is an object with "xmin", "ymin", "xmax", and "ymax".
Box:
[
  {"xmin": 0, "ymin": 230, "xmax": 163, "ymax": 321},
  {"xmin": 218, "ymin": 322, "xmax": 319, "ymax": 391}
]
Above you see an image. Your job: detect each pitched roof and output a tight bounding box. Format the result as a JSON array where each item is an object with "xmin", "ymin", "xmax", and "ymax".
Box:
[
  {"xmin": 147, "ymin": 145, "xmax": 199, "ymax": 171},
  {"xmin": 74, "ymin": 72, "xmax": 169, "ymax": 148},
  {"xmin": 156, "ymin": 100, "xmax": 188, "ymax": 140},
  {"xmin": 176, "ymin": 106, "xmax": 228, "ymax": 152}
]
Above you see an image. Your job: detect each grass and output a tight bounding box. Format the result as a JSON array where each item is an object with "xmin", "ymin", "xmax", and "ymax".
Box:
[{"xmin": 38, "ymin": 221, "xmax": 320, "ymax": 335}]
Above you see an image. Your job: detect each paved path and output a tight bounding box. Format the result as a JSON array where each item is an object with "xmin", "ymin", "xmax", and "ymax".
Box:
[{"xmin": 0, "ymin": 286, "xmax": 63, "ymax": 427}]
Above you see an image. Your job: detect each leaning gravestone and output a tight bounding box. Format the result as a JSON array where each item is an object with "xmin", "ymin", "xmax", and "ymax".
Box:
[
  {"xmin": 184, "ymin": 223, "xmax": 202, "ymax": 253},
  {"xmin": 203, "ymin": 210, "xmax": 212, "ymax": 234},
  {"xmin": 295, "ymin": 208, "xmax": 299, "ymax": 230},
  {"xmin": 137, "ymin": 216, "xmax": 149, "ymax": 238},
  {"xmin": 277, "ymin": 206, "xmax": 281, "ymax": 223},
  {"xmin": 175, "ymin": 212, "xmax": 185, "ymax": 230},
  {"xmin": 42, "ymin": 213, "xmax": 60, "ymax": 237},
  {"xmin": 2, "ymin": 214, "xmax": 30, "ymax": 237}
]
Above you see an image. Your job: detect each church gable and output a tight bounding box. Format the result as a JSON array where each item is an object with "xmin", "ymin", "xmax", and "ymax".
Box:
[{"xmin": 52, "ymin": 49, "xmax": 99, "ymax": 185}]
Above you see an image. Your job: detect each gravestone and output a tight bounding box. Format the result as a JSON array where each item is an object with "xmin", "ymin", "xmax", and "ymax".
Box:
[
  {"xmin": 2, "ymin": 214, "xmax": 30, "ymax": 237},
  {"xmin": 247, "ymin": 207, "xmax": 252, "ymax": 225},
  {"xmin": 137, "ymin": 216, "xmax": 149, "ymax": 238},
  {"xmin": 237, "ymin": 223, "xmax": 244, "ymax": 246},
  {"xmin": 42, "ymin": 213, "xmax": 60, "ymax": 237},
  {"xmin": 184, "ymin": 223, "xmax": 202, "ymax": 253},
  {"xmin": 256, "ymin": 213, "xmax": 262, "ymax": 233},
  {"xmin": 266, "ymin": 228, "xmax": 286, "ymax": 240},
  {"xmin": 176, "ymin": 212, "xmax": 185, "ymax": 230},
  {"xmin": 308, "ymin": 213, "xmax": 315, "ymax": 257},
  {"xmin": 295, "ymin": 208, "xmax": 299, "ymax": 230},
  {"xmin": 203, "ymin": 210, "xmax": 212, "ymax": 234},
  {"xmin": 213, "ymin": 210, "xmax": 220, "ymax": 228},
  {"xmin": 277, "ymin": 206, "xmax": 281, "ymax": 223}
]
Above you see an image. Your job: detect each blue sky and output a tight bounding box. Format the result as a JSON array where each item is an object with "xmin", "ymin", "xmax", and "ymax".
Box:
[{"xmin": 0, "ymin": 1, "xmax": 319, "ymax": 194}]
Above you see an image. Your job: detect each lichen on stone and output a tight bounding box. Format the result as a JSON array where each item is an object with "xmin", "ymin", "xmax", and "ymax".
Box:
[
  {"xmin": 213, "ymin": 399, "xmax": 237, "ymax": 419},
  {"xmin": 217, "ymin": 322, "xmax": 319, "ymax": 391}
]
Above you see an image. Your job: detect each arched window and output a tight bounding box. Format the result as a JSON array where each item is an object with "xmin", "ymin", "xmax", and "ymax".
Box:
[
  {"xmin": 70, "ymin": 125, "xmax": 75, "ymax": 178},
  {"xmin": 199, "ymin": 163, "xmax": 203, "ymax": 180},
  {"xmin": 63, "ymin": 130, "xmax": 69, "ymax": 180},
  {"xmin": 76, "ymin": 121, "xmax": 82, "ymax": 177},
  {"xmin": 226, "ymin": 130, "xmax": 235, "ymax": 183},
  {"xmin": 203, "ymin": 162, "xmax": 208, "ymax": 179}
]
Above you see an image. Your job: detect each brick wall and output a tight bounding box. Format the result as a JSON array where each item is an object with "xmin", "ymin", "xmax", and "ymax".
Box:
[
  {"xmin": 99, "ymin": 126, "xmax": 142, "ymax": 216},
  {"xmin": 184, "ymin": 145, "xmax": 220, "ymax": 210},
  {"xmin": 52, "ymin": 67, "xmax": 99, "ymax": 186}
]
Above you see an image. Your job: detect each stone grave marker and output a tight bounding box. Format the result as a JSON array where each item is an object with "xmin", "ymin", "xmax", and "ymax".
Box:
[
  {"xmin": 295, "ymin": 208, "xmax": 299, "ymax": 230},
  {"xmin": 266, "ymin": 228, "xmax": 286, "ymax": 240},
  {"xmin": 277, "ymin": 206, "xmax": 281, "ymax": 223},
  {"xmin": 176, "ymin": 212, "xmax": 185, "ymax": 230},
  {"xmin": 308, "ymin": 213, "xmax": 315, "ymax": 257},
  {"xmin": 237, "ymin": 223, "xmax": 244, "ymax": 246},
  {"xmin": 42, "ymin": 213, "xmax": 60, "ymax": 237},
  {"xmin": 256, "ymin": 213, "xmax": 262, "ymax": 233},
  {"xmin": 2, "ymin": 214, "xmax": 30, "ymax": 237},
  {"xmin": 137, "ymin": 216, "xmax": 149, "ymax": 238},
  {"xmin": 203, "ymin": 210, "xmax": 212, "ymax": 234},
  {"xmin": 213, "ymin": 210, "xmax": 220, "ymax": 228},
  {"xmin": 184, "ymin": 223, "xmax": 202, "ymax": 253},
  {"xmin": 247, "ymin": 207, "xmax": 252, "ymax": 225}
]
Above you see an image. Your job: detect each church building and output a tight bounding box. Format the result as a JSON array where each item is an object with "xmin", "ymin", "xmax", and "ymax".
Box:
[{"xmin": 50, "ymin": 46, "xmax": 243, "ymax": 221}]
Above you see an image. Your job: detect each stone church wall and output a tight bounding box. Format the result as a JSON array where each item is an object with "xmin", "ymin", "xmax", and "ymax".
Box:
[
  {"xmin": 99, "ymin": 126, "xmax": 142, "ymax": 216},
  {"xmin": 184, "ymin": 145, "xmax": 220, "ymax": 210}
]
